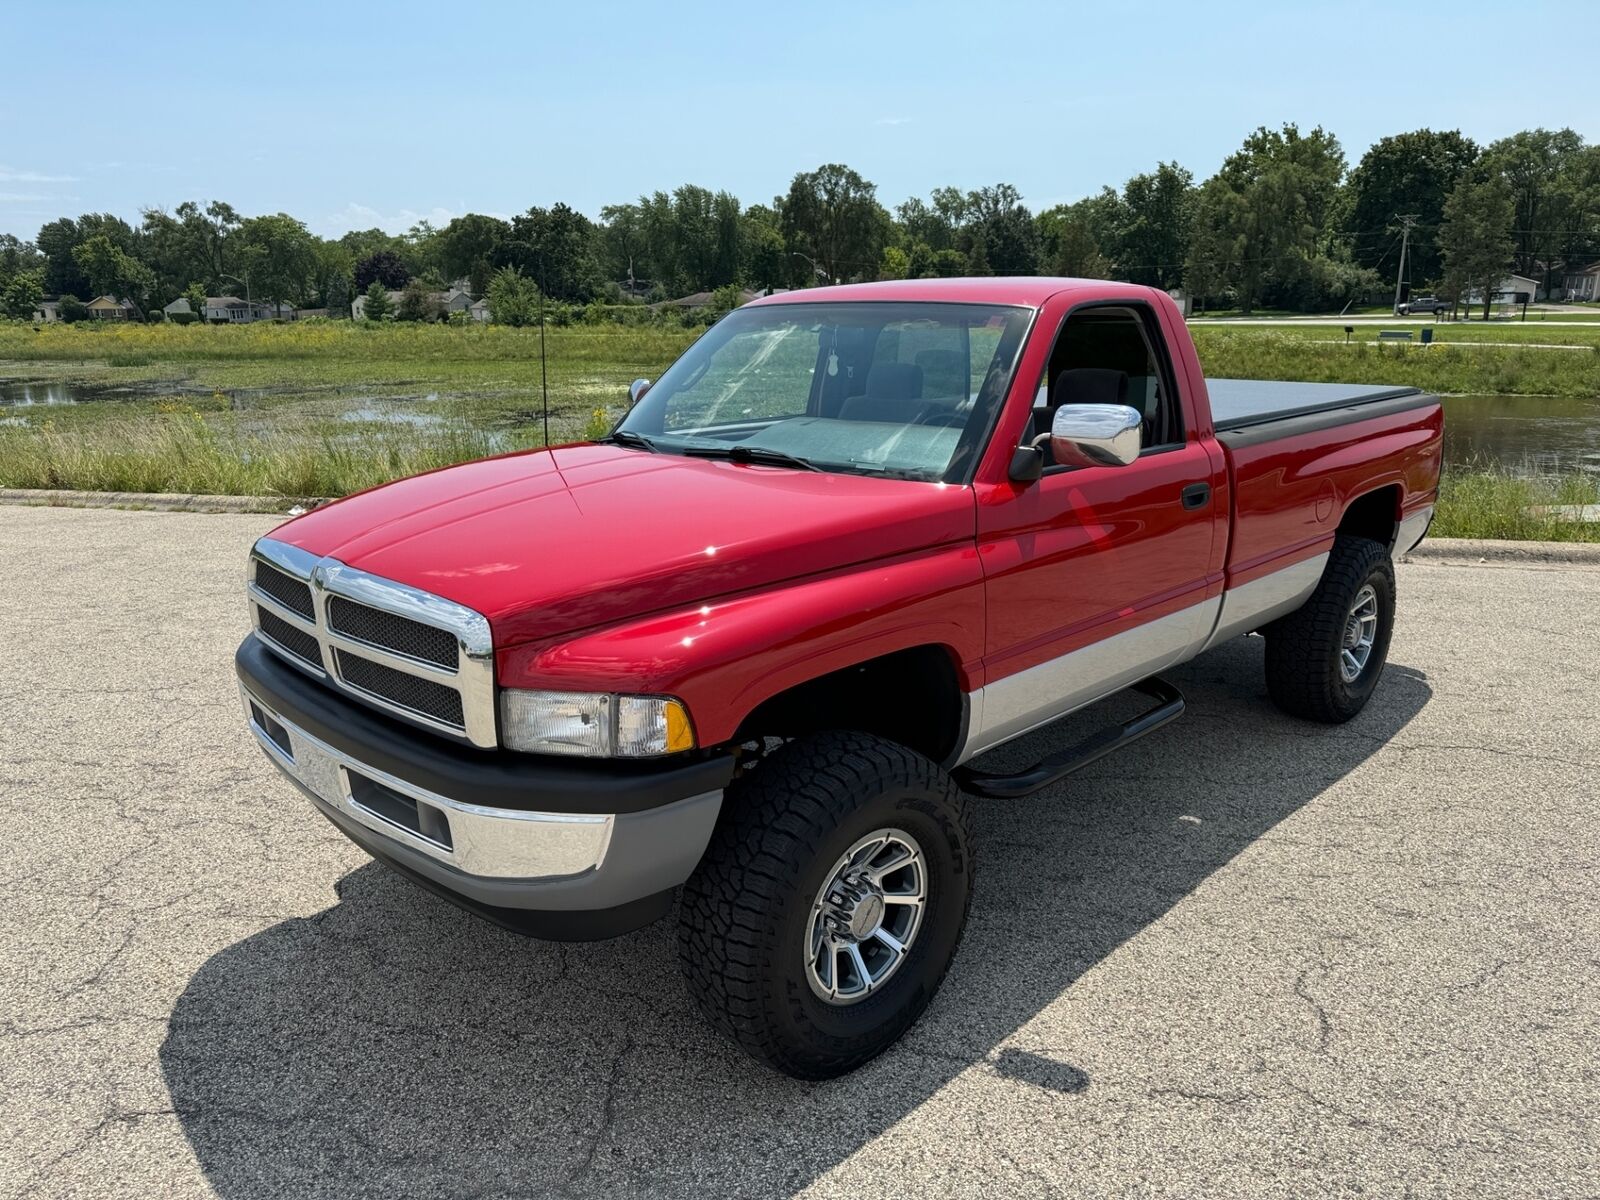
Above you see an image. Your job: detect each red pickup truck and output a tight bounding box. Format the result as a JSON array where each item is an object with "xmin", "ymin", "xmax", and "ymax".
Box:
[{"xmin": 236, "ymin": 278, "xmax": 1441, "ymax": 1078}]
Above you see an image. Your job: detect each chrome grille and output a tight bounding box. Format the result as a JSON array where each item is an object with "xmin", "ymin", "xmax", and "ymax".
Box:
[
  {"xmin": 257, "ymin": 608, "xmax": 321, "ymax": 667},
  {"xmin": 327, "ymin": 596, "xmax": 459, "ymax": 668},
  {"xmin": 253, "ymin": 560, "xmax": 315, "ymax": 620},
  {"xmin": 246, "ymin": 538, "xmax": 496, "ymax": 747},
  {"xmin": 336, "ymin": 651, "xmax": 465, "ymax": 726}
]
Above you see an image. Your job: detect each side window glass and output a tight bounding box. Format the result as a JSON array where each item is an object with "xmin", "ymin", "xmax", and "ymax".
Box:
[{"xmin": 1033, "ymin": 309, "xmax": 1182, "ymax": 462}]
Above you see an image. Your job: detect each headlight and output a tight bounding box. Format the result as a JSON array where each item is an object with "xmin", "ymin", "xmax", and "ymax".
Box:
[{"xmin": 500, "ymin": 690, "xmax": 695, "ymax": 757}]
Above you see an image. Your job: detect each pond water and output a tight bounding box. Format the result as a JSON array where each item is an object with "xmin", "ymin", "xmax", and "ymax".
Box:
[
  {"xmin": 1441, "ymin": 394, "xmax": 1600, "ymax": 473},
  {"xmin": 4, "ymin": 377, "xmax": 1598, "ymax": 474}
]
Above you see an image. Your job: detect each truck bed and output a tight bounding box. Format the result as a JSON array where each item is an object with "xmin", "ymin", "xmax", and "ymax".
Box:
[{"xmin": 1208, "ymin": 379, "xmax": 1426, "ymax": 433}]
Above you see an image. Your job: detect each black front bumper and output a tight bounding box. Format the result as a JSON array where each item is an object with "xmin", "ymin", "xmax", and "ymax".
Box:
[
  {"xmin": 236, "ymin": 635, "xmax": 736, "ymax": 939},
  {"xmin": 236, "ymin": 635, "xmax": 735, "ymax": 815}
]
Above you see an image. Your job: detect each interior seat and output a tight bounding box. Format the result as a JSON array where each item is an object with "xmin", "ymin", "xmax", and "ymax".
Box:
[
  {"xmin": 839, "ymin": 362, "xmax": 929, "ymax": 424},
  {"xmin": 1032, "ymin": 367, "xmax": 1130, "ymax": 444}
]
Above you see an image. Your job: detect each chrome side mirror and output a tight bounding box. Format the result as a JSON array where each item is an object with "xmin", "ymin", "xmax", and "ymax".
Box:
[
  {"xmin": 1038, "ymin": 403, "xmax": 1143, "ymax": 468},
  {"xmin": 629, "ymin": 378, "xmax": 652, "ymax": 405}
]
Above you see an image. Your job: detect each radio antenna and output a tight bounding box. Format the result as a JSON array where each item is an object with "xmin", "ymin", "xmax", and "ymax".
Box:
[{"xmin": 538, "ymin": 255, "xmax": 550, "ymax": 448}]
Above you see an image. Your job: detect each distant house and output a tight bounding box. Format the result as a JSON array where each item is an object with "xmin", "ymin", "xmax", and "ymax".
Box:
[
  {"xmin": 1464, "ymin": 274, "xmax": 1543, "ymax": 306},
  {"xmin": 195, "ymin": 295, "xmax": 288, "ymax": 323},
  {"xmin": 652, "ymin": 289, "xmax": 761, "ymax": 312},
  {"xmin": 351, "ymin": 289, "xmax": 403, "ymax": 320},
  {"xmin": 1562, "ymin": 261, "xmax": 1600, "ymax": 302},
  {"xmin": 469, "ymin": 298, "xmax": 491, "ymax": 323},
  {"xmin": 352, "ymin": 286, "xmax": 475, "ymax": 320},
  {"xmin": 32, "ymin": 300, "xmax": 60, "ymax": 323},
  {"xmin": 86, "ymin": 295, "xmax": 139, "ymax": 321}
]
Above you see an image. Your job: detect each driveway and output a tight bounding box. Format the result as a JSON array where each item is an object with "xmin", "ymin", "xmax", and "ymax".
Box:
[{"xmin": 1, "ymin": 507, "xmax": 1595, "ymax": 1198}]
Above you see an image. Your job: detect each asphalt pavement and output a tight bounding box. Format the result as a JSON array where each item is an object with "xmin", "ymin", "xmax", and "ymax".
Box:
[{"xmin": 1, "ymin": 506, "xmax": 1595, "ymax": 1199}]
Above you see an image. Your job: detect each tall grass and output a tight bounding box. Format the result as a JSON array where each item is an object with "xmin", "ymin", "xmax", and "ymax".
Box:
[
  {"xmin": 1432, "ymin": 466, "xmax": 1600, "ymax": 542},
  {"xmin": 0, "ymin": 410, "xmax": 561, "ymax": 498},
  {"xmin": 1191, "ymin": 329, "xmax": 1600, "ymax": 398}
]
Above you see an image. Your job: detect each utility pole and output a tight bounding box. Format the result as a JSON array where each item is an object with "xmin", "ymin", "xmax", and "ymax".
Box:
[{"xmin": 1391, "ymin": 214, "xmax": 1419, "ymax": 316}]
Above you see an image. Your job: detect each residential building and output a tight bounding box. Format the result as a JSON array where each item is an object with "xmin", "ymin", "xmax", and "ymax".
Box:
[
  {"xmin": 352, "ymin": 286, "xmax": 476, "ymax": 320},
  {"xmin": 1561, "ymin": 261, "xmax": 1600, "ymax": 302},
  {"xmin": 469, "ymin": 298, "xmax": 491, "ymax": 323},
  {"xmin": 196, "ymin": 296, "xmax": 290, "ymax": 323},
  {"xmin": 32, "ymin": 300, "xmax": 60, "ymax": 323},
  {"xmin": 1464, "ymin": 274, "xmax": 1543, "ymax": 305},
  {"xmin": 86, "ymin": 295, "xmax": 139, "ymax": 320}
]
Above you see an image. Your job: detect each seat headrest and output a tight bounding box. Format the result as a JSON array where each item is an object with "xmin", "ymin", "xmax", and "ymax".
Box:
[
  {"xmin": 1051, "ymin": 367, "xmax": 1129, "ymax": 410},
  {"xmin": 865, "ymin": 362, "xmax": 924, "ymax": 401}
]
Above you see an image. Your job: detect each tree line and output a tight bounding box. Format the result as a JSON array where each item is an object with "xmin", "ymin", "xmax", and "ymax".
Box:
[{"xmin": 0, "ymin": 124, "xmax": 1595, "ymax": 322}]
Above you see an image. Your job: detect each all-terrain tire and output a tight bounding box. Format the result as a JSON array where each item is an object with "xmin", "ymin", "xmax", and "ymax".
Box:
[
  {"xmin": 1264, "ymin": 534, "xmax": 1396, "ymax": 723},
  {"xmin": 677, "ymin": 731, "xmax": 974, "ymax": 1079}
]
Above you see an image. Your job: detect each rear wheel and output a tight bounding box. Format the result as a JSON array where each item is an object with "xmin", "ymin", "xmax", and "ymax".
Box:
[
  {"xmin": 1264, "ymin": 534, "xmax": 1396, "ymax": 723},
  {"xmin": 677, "ymin": 731, "xmax": 974, "ymax": 1079}
]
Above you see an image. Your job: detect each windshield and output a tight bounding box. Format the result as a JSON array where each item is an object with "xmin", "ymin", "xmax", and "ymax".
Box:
[{"xmin": 615, "ymin": 301, "xmax": 1032, "ymax": 482}]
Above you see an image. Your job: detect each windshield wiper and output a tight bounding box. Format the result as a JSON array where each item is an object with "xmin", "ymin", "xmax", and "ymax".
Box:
[
  {"xmin": 680, "ymin": 444, "xmax": 824, "ymax": 472},
  {"xmin": 600, "ymin": 429, "xmax": 659, "ymax": 452}
]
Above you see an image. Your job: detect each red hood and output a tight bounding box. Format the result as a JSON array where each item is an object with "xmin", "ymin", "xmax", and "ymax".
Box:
[{"xmin": 271, "ymin": 443, "xmax": 976, "ymax": 647}]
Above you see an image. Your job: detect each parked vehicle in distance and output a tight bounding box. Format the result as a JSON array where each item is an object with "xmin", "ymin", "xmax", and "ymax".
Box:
[
  {"xmin": 236, "ymin": 277, "xmax": 1442, "ymax": 1078},
  {"xmin": 1399, "ymin": 295, "xmax": 1448, "ymax": 314}
]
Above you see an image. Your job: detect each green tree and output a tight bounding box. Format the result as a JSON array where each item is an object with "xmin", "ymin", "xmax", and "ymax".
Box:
[
  {"xmin": 1118, "ymin": 162, "xmax": 1193, "ymax": 288},
  {"xmin": 878, "ymin": 245, "xmax": 910, "ymax": 280},
  {"xmin": 71, "ymin": 233, "xmax": 153, "ymax": 306},
  {"xmin": 485, "ymin": 265, "xmax": 540, "ymax": 326},
  {"xmin": 1440, "ymin": 172, "xmax": 1514, "ymax": 320},
  {"xmin": 395, "ymin": 278, "xmax": 438, "ymax": 322},
  {"xmin": 781, "ymin": 163, "xmax": 891, "ymax": 285},
  {"xmin": 1037, "ymin": 195, "xmax": 1118, "ymax": 278},
  {"xmin": 1346, "ymin": 130, "xmax": 1478, "ymax": 286},
  {"xmin": 361, "ymin": 279, "xmax": 393, "ymax": 321},
  {"xmin": 436, "ymin": 214, "xmax": 510, "ymax": 288},
  {"xmin": 1186, "ymin": 124, "xmax": 1348, "ymax": 312},
  {"xmin": 184, "ymin": 282, "xmax": 207, "ymax": 322},
  {"xmin": 504, "ymin": 203, "xmax": 603, "ymax": 302},
  {"xmin": 1, "ymin": 269, "xmax": 44, "ymax": 319},
  {"xmin": 234, "ymin": 213, "xmax": 317, "ymax": 308},
  {"xmin": 741, "ymin": 205, "xmax": 787, "ymax": 291}
]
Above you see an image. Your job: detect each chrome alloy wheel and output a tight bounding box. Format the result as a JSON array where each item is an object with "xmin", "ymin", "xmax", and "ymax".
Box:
[
  {"xmin": 1340, "ymin": 584, "xmax": 1380, "ymax": 682},
  {"xmin": 805, "ymin": 829, "xmax": 927, "ymax": 1005}
]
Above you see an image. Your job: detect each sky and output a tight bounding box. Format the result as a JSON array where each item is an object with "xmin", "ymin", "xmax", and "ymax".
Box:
[{"xmin": 4, "ymin": 1, "xmax": 1596, "ymax": 242}]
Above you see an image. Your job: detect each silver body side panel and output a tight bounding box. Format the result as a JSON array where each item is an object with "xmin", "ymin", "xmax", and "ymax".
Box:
[
  {"xmin": 1395, "ymin": 504, "xmax": 1434, "ymax": 556},
  {"xmin": 957, "ymin": 553, "xmax": 1329, "ymax": 765},
  {"xmin": 1198, "ymin": 552, "xmax": 1329, "ymax": 653},
  {"xmin": 960, "ymin": 596, "xmax": 1220, "ymax": 762}
]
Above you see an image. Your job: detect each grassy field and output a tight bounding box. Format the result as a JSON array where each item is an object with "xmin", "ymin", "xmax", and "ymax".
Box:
[{"xmin": 0, "ymin": 319, "xmax": 1596, "ymax": 540}]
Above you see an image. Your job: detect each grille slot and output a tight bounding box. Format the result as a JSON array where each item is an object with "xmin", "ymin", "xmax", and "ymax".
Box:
[
  {"xmin": 258, "ymin": 608, "xmax": 322, "ymax": 668},
  {"xmin": 254, "ymin": 560, "xmax": 315, "ymax": 620},
  {"xmin": 336, "ymin": 650, "xmax": 465, "ymax": 728},
  {"xmin": 327, "ymin": 596, "xmax": 459, "ymax": 669}
]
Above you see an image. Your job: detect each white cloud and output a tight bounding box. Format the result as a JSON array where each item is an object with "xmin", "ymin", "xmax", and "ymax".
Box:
[
  {"xmin": 321, "ymin": 202, "xmax": 491, "ymax": 237},
  {"xmin": 0, "ymin": 166, "xmax": 78, "ymax": 183}
]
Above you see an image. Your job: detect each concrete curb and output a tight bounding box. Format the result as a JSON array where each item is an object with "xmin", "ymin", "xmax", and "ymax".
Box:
[
  {"xmin": 0, "ymin": 488, "xmax": 321, "ymax": 515},
  {"xmin": 1405, "ymin": 538, "xmax": 1600, "ymax": 565}
]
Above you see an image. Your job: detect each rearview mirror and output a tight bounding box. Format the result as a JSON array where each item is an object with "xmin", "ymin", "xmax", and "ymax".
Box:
[
  {"xmin": 629, "ymin": 378, "xmax": 652, "ymax": 405},
  {"xmin": 1041, "ymin": 403, "xmax": 1142, "ymax": 468}
]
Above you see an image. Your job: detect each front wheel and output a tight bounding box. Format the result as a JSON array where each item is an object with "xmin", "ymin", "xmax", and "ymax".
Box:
[
  {"xmin": 677, "ymin": 732, "xmax": 974, "ymax": 1079},
  {"xmin": 1264, "ymin": 534, "xmax": 1396, "ymax": 723}
]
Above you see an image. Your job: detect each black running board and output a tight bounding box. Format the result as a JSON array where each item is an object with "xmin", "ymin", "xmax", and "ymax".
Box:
[{"xmin": 954, "ymin": 676, "xmax": 1185, "ymax": 799}]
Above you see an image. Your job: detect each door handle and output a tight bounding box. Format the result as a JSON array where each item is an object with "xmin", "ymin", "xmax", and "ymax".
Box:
[{"xmin": 1180, "ymin": 482, "xmax": 1211, "ymax": 510}]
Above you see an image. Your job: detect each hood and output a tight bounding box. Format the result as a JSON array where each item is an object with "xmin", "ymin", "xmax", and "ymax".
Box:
[{"xmin": 270, "ymin": 443, "xmax": 976, "ymax": 647}]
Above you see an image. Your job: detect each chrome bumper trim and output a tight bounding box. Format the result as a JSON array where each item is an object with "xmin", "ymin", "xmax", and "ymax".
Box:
[{"xmin": 241, "ymin": 683, "xmax": 613, "ymax": 881}]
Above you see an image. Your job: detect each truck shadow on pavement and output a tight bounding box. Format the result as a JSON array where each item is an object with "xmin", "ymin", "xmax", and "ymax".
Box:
[{"xmin": 160, "ymin": 637, "xmax": 1431, "ymax": 1199}]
